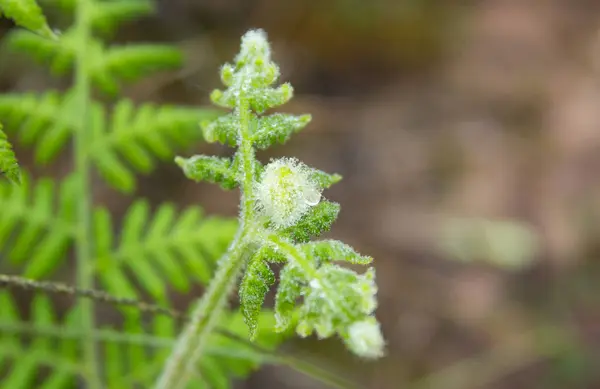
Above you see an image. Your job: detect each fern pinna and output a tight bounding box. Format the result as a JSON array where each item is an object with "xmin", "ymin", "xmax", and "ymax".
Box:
[{"xmin": 0, "ymin": 1, "xmax": 289, "ymax": 388}]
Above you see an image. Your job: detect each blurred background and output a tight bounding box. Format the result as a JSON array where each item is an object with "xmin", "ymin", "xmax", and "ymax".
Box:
[{"xmin": 3, "ymin": 0, "xmax": 600, "ymax": 388}]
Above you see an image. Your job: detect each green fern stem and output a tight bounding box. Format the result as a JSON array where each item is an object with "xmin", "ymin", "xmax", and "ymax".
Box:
[
  {"xmin": 238, "ymin": 96, "xmax": 256, "ymax": 220},
  {"xmin": 73, "ymin": 0, "xmax": 101, "ymax": 386},
  {"xmin": 155, "ymin": 93, "xmax": 256, "ymax": 389}
]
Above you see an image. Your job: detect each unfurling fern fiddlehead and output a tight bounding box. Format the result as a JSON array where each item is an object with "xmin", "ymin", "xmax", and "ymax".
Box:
[{"xmin": 157, "ymin": 29, "xmax": 384, "ymax": 389}]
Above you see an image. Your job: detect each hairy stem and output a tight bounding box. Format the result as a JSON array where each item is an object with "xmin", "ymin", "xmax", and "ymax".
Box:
[
  {"xmin": 73, "ymin": 0, "xmax": 100, "ymax": 386},
  {"xmin": 155, "ymin": 93, "xmax": 256, "ymax": 389}
]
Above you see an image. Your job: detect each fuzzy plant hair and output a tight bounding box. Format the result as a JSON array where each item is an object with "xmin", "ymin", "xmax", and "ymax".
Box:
[{"xmin": 157, "ymin": 29, "xmax": 384, "ymax": 389}]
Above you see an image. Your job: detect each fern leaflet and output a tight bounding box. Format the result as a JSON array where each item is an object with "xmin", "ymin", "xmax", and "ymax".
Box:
[
  {"xmin": 0, "ymin": 124, "xmax": 20, "ymax": 183},
  {"xmin": 0, "ymin": 0, "xmax": 56, "ymax": 39}
]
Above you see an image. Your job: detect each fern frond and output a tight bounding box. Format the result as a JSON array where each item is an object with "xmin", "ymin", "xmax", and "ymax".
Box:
[
  {"xmin": 0, "ymin": 0, "xmax": 56, "ymax": 39},
  {"xmin": 0, "ymin": 91, "xmax": 77, "ymax": 164},
  {"xmin": 93, "ymin": 200, "xmax": 237, "ymax": 302},
  {"xmin": 0, "ymin": 174, "xmax": 76, "ymax": 278},
  {"xmin": 0, "ymin": 124, "xmax": 20, "ymax": 183},
  {"xmin": 0, "ymin": 291, "xmax": 286, "ymax": 389},
  {"xmin": 90, "ymin": 100, "xmax": 218, "ymax": 192}
]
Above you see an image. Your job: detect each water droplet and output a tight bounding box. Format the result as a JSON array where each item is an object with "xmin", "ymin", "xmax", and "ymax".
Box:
[{"xmin": 303, "ymin": 187, "xmax": 321, "ymax": 206}]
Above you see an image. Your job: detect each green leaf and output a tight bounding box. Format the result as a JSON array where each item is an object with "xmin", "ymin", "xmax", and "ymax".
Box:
[
  {"xmin": 201, "ymin": 113, "xmax": 238, "ymax": 146},
  {"xmin": 248, "ymin": 83, "xmax": 293, "ymax": 114},
  {"xmin": 94, "ymin": 200, "xmax": 237, "ymax": 302},
  {"xmin": 90, "ymin": 99, "xmax": 218, "ymax": 193},
  {"xmin": 0, "ymin": 124, "xmax": 20, "ymax": 183},
  {"xmin": 0, "ymin": 174, "xmax": 76, "ymax": 278},
  {"xmin": 91, "ymin": 0, "xmax": 154, "ymax": 34},
  {"xmin": 0, "ymin": 0, "xmax": 56, "ymax": 39},
  {"xmin": 239, "ymin": 258, "xmax": 275, "ymax": 339},
  {"xmin": 251, "ymin": 113, "xmax": 311, "ymax": 149},
  {"xmin": 274, "ymin": 264, "xmax": 303, "ymax": 332},
  {"xmin": 307, "ymin": 168, "xmax": 342, "ymax": 190},
  {"xmin": 175, "ymin": 155, "xmax": 238, "ymax": 190},
  {"xmin": 279, "ymin": 200, "xmax": 340, "ymax": 243},
  {"xmin": 300, "ymin": 240, "xmax": 372, "ymax": 265},
  {"xmin": 252, "ymin": 244, "xmax": 286, "ymax": 263}
]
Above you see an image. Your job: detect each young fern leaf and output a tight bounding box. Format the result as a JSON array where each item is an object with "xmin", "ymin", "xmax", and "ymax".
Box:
[
  {"xmin": 251, "ymin": 113, "xmax": 311, "ymax": 150},
  {"xmin": 201, "ymin": 114, "xmax": 238, "ymax": 146},
  {"xmin": 160, "ymin": 30, "xmax": 383, "ymax": 389},
  {"xmin": 0, "ymin": 124, "xmax": 20, "ymax": 183},
  {"xmin": 300, "ymin": 240, "xmax": 373, "ymax": 265},
  {"xmin": 0, "ymin": 174, "xmax": 76, "ymax": 278},
  {"xmin": 175, "ymin": 155, "xmax": 238, "ymax": 190},
  {"xmin": 274, "ymin": 263, "xmax": 303, "ymax": 332},
  {"xmin": 278, "ymin": 200, "xmax": 341, "ymax": 243},
  {"xmin": 308, "ymin": 168, "xmax": 343, "ymax": 190},
  {"xmin": 0, "ymin": 0, "xmax": 56, "ymax": 39},
  {"xmin": 93, "ymin": 200, "xmax": 237, "ymax": 303},
  {"xmin": 239, "ymin": 257, "xmax": 275, "ymax": 340},
  {"xmin": 252, "ymin": 244, "xmax": 287, "ymax": 263}
]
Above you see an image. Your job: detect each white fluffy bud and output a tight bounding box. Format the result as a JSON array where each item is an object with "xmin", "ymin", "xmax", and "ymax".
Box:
[
  {"xmin": 345, "ymin": 319, "xmax": 385, "ymax": 359},
  {"xmin": 255, "ymin": 158, "xmax": 322, "ymax": 228}
]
